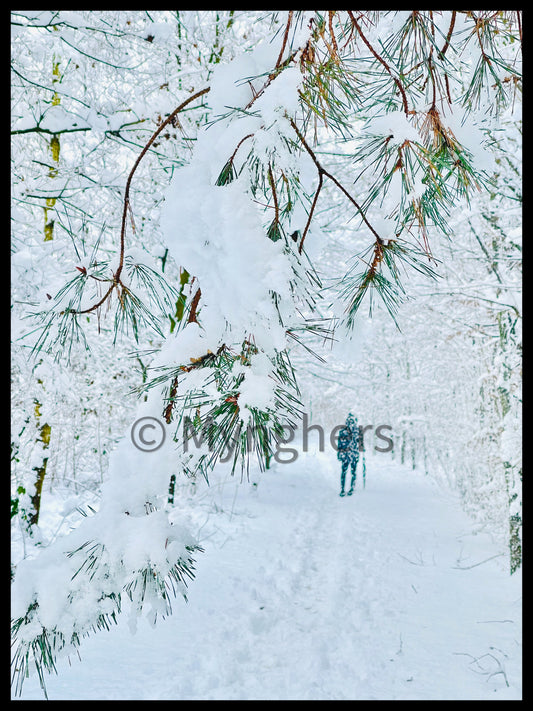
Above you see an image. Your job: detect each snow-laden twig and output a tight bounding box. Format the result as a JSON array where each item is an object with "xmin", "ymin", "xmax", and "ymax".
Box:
[
  {"xmin": 452, "ymin": 553, "xmax": 504, "ymax": 570},
  {"xmin": 453, "ymin": 650, "xmax": 510, "ymax": 687}
]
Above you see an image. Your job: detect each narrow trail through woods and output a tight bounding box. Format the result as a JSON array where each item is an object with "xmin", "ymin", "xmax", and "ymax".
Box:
[{"xmin": 17, "ymin": 452, "xmax": 521, "ymax": 700}]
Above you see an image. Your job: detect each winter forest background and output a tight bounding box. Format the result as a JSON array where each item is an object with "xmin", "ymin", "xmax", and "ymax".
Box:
[{"xmin": 11, "ymin": 11, "xmax": 521, "ymax": 700}]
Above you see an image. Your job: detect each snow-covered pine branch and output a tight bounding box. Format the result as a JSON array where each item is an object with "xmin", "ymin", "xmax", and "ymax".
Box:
[{"xmin": 11, "ymin": 10, "xmax": 521, "ymax": 697}]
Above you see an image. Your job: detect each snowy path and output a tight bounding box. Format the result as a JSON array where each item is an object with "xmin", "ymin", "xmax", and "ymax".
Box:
[{"xmin": 16, "ymin": 452, "xmax": 521, "ymax": 700}]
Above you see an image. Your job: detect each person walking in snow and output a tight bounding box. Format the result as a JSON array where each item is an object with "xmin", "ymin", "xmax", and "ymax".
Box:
[{"xmin": 337, "ymin": 413, "xmax": 362, "ymax": 497}]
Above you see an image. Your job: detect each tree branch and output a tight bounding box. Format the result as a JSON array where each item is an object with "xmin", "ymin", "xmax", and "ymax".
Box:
[
  {"xmin": 66, "ymin": 87, "xmax": 210, "ymax": 318},
  {"xmin": 348, "ymin": 11, "xmax": 410, "ymax": 116},
  {"xmin": 290, "ymin": 118, "xmax": 383, "ymax": 243},
  {"xmin": 187, "ymin": 287, "xmax": 202, "ymax": 324},
  {"xmin": 273, "ymin": 11, "xmax": 294, "ymax": 75},
  {"xmin": 439, "ymin": 10, "xmax": 456, "ymax": 57},
  {"xmin": 115, "ymin": 87, "xmax": 211, "ymax": 283},
  {"xmin": 11, "ymin": 125, "xmax": 92, "ymax": 136},
  {"xmin": 299, "ymin": 171, "xmax": 322, "ymax": 254}
]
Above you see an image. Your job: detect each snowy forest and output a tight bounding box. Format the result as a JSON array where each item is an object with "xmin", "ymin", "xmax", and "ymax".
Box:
[{"xmin": 11, "ymin": 11, "xmax": 521, "ymax": 700}]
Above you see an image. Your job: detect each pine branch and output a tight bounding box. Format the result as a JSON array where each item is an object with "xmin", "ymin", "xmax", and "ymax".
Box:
[
  {"xmin": 273, "ymin": 10, "xmax": 294, "ymax": 75},
  {"xmin": 187, "ymin": 287, "xmax": 202, "ymax": 325},
  {"xmin": 348, "ymin": 11, "xmax": 410, "ymax": 116},
  {"xmin": 70, "ymin": 87, "xmax": 211, "ymax": 317},
  {"xmin": 289, "ymin": 117, "xmax": 384, "ymax": 243}
]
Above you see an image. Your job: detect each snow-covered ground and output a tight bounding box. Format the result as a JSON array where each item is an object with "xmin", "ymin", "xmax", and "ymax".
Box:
[{"xmin": 15, "ymin": 450, "xmax": 522, "ymax": 700}]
